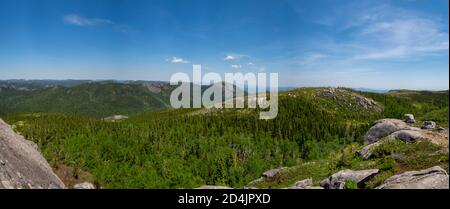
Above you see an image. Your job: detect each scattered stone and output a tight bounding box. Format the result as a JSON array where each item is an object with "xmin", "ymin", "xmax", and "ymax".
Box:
[
  {"xmin": 437, "ymin": 127, "xmax": 445, "ymax": 132},
  {"xmin": 73, "ymin": 182, "xmax": 95, "ymax": 189},
  {"xmin": 196, "ymin": 185, "xmax": 233, "ymax": 189},
  {"xmin": 320, "ymin": 169, "xmax": 379, "ymax": 189},
  {"xmin": 262, "ymin": 167, "xmax": 286, "ymax": 179},
  {"xmin": 291, "ymin": 178, "xmax": 313, "ymax": 189},
  {"xmin": 287, "ymin": 93, "xmax": 297, "ymax": 98},
  {"xmin": 421, "ymin": 121, "xmax": 436, "ymax": 130},
  {"xmin": 404, "ymin": 114, "xmax": 415, "ymax": 123},
  {"xmin": 376, "ymin": 166, "xmax": 449, "ymax": 189},
  {"xmin": 303, "ymin": 186, "xmax": 324, "ymax": 189}
]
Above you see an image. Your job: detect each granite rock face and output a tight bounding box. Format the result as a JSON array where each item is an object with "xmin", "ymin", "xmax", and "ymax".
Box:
[
  {"xmin": 0, "ymin": 119, "xmax": 65, "ymax": 189},
  {"xmin": 376, "ymin": 166, "xmax": 449, "ymax": 189}
]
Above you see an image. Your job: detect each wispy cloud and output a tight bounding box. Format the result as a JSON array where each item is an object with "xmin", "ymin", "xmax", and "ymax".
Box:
[
  {"xmin": 224, "ymin": 54, "xmax": 249, "ymax": 61},
  {"xmin": 302, "ymin": 3, "xmax": 449, "ymax": 63},
  {"xmin": 298, "ymin": 52, "xmax": 328, "ymax": 65},
  {"xmin": 166, "ymin": 57, "xmax": 190, "ymax": 64},
  {"xmin": 63, "ymin": 14, "xmax": 113, "ymax": 26},
  {"xmin": 345, "ymin": 5, "xmax": 448, "ymax": 60},
  {"xmin": 63, "ymin": 14, "xmax": 133, "ymax": 34},
  {"xmin": 231, "ymin": 64, "xmax": 242, "ymax": 68},
  {"xmin": 351, "ymin": 10, "xmax": 448, "ymax": 60}
]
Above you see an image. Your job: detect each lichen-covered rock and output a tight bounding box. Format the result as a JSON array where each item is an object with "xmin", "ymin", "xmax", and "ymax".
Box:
[
  {"xmin": 320, "ymin": 169, "xmax": 379, "ymax": 189},
  {"xmin": 0, "ymin": 118, "xmax": 65, "ymax": 189},
  {"xmin": 376, "ymin": 166, "xmax": 449, "ymax": 189}
]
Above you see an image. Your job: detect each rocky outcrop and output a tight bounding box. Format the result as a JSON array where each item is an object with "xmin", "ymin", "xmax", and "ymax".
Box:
[
  {"xmin": 320, "ymin": 169, "xmax": 379, "ymax": 189},
  {"xmin": 317, "ymin": 88, "xmax": 382, "ymax": 113},
  {"xmin": 421, "ymin": 121, "xmax": 436, "ymax": 130},
  {"xmin": 404, "ymin": 114, "xmax": 415, "ymax": 123},
  {"xmin": 376, "ymin": 166, "xmax": 449, "ymax": 189},
  {"xmin": 0, "ymin": 119, "xmax": 65, "ymax": 189},
  {"xmin": 363, "ymin": 119, "xmax": 419, "ymax": 144}
]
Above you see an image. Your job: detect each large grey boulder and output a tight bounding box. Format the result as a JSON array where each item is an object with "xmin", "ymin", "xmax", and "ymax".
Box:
[
  {"xmin": 320, "ymin": 169, "xmax": 379, "ymax": 189},
  {"xmin": 404, "ymin": 114, "xmax": 415, "ymax": 123},
  {"xmin": 421, "ymin": 121, "xmax": 436, "ymax": 130},
  {"xmin": 363, "ymin": 119, "xmax": 418, "ymax": 144},
  {"xmin": 0, "ymin": 119, "xmax": 65, "ymax": 189},
  {"xmin": 376, "ymin": 166, "xmax": 449, "ymax": 189},
  {"xmin": 387, "ymin": 130, "xmax": 423, "ymax": 143}
]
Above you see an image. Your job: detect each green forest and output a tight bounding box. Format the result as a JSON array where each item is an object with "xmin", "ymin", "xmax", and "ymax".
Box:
[{"xmin": 1, "ymin": 86, "xmax": 449, "ymax": 188}]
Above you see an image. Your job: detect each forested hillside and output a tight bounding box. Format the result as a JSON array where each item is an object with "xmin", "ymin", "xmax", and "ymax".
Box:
[
  {"xmin": 0, "ymin": 82, "xmax": 173, "ymax": 118},
  {"xmin": 3, "ymin": 87, "xmax": 447, "ymax": 188}
]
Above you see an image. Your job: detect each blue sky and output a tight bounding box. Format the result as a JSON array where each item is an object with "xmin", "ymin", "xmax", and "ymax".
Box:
[{"xmin": 0, "ymin": 0, "xmax": 448, "ymax": 90}]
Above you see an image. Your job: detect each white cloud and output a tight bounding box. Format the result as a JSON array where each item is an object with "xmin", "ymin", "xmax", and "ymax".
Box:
[
  {"xmin": 166, "ymin": 57, "xmax": 190, "ymax": 64},
  {"xmin": 231, "ymin": 64, "xmax": 242, "ymax": 68},
  {"xmin": 224, "ymin": 54, "xmax": 249, "ymax": 61},
  {"xmin": 247, "ymin": 62, "xmax": 254, "ymax": 66},
  {"xmin": 63, "ymin": 14, "xmax": 113, "ymax": 26},
  {"xmin": 224, "ymin": 55, "xmax": 237, "ymax": 60}
]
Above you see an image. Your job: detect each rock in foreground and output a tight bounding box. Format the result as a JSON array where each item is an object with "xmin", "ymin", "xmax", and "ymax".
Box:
[
  {"xmin": 320, "ymin": 169, "xmax": 379, "ymax": 189},
  {"xmin": 0, "ymin": 119, "xmax": 65, "ymax": 189},
  {"xmin": 376, "ymin": 166, "xmax": 449, "ymax": 189},
  {"xmin": 73, "ymin": 182, "xmax": 95, "ymax": 189}
]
